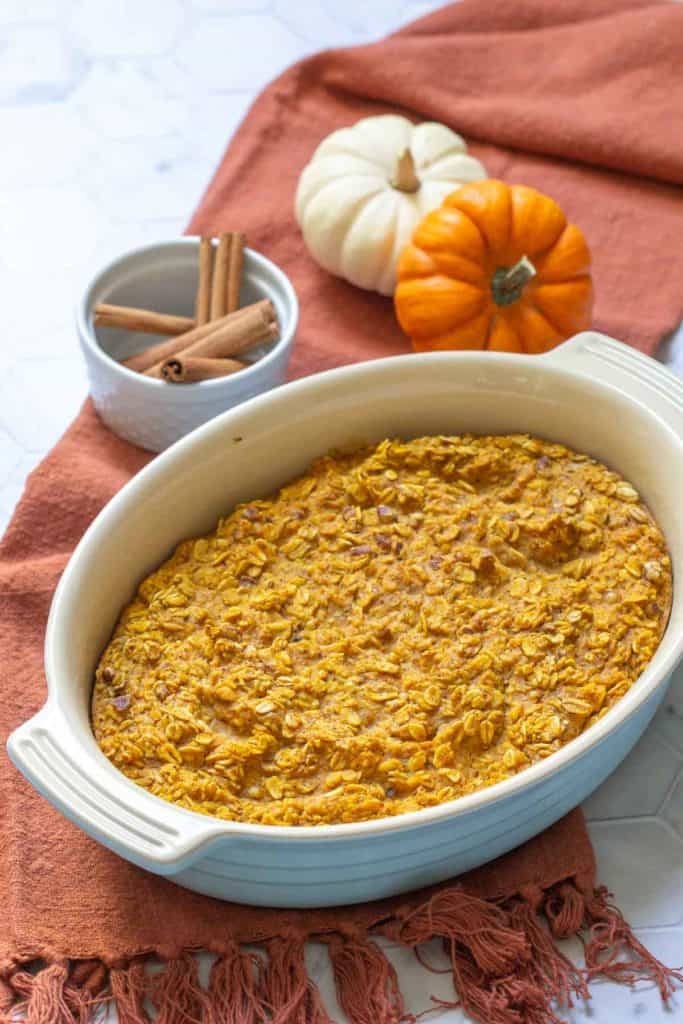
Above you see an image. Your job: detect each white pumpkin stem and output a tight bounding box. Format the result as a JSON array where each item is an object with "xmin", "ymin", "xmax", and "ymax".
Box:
[{"xmin": 392, "ymin": 148, "xmax": 421, "ymax": 193}]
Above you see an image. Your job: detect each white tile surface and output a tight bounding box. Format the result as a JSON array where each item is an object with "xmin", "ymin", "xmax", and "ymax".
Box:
[
  {"xmin": 0, "ymin": 105, "xmax": 90, "ymax": 185},
  {"xmin": 177, "ymin": 14, "xmax": 308, "ymax": 90},
  {"xmin": 588, "ymin": 817, "xmax": 683, "ymax": 929},
  {"xmin": 70, "ymin": 63, "xmax": 192, "ymax": 139},
  {"xmin": 69, "ymin": 0, "xmax": 186, "ymax": 57},
  {"xmin": 1, "ymin": 1, "xmax": 682, "ymax": 1020},
  {"xmin": 0, "ymin": 24, "xmax": 83, "ymax": 103},
  {"xmin": 662, "ymin": 770, "xmax": 683, "ymax": 839},
  {"xmin": 653, "ymin": 658, "xmax": 683, "ymax": 755},
  {"xmin": 0, "ymin": 0, "xmax": 67, "ymax": 23},
  {"xmin": 582, "ymin": 727, "xmax": 682, "ymax": 820}
]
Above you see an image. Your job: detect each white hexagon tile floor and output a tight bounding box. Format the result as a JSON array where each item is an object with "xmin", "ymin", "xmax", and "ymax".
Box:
[{"xmin": 1, "ymin": 2, "xmax": 683, "ymax": 1022}]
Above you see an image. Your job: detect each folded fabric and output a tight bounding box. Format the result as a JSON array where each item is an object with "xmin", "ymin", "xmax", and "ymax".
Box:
[
  {"xmin": 190, "ymin": 0, "xmax": 683, "ymax": 372},
  {"xmin": 2, "ymin": 2, "xmax": 682, "ymax": 1022}
]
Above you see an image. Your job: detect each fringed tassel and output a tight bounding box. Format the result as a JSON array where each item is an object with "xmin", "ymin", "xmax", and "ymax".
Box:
[
  {"xmin": 397, "ymin": 888, "xmax": 529, "ymax": 976},
  {"xmin": 394, "ymin": 887, "xmax": 531, "ymax": 1023},
  {"xmin": 110, "ymin": 961, "xmax": 152, "ymax": 1024},
  {"xmin": 64, "ymin": 960, "xmax": 109, "ymax": 1024},
  {"xmin": 206, "ymin": 943, "xmax": 264, "ymax": 1024},
  {"xmin": 583, "ymin": 885, "xmax": 683, "ymax": 1002},
  {"xmin": 3, "ymin": 967, "xmax": 34, "ymax": 1022},
  {"xmin": 328, "ymin": 932, "xmax": 404, "ymax": 1024},
  {"xmin": 545, "ymin": 881, "xmax": 585, "ymax": 939},
  {"xmin": 389, "ymin": 886, "xmax": 592, "ymax": 1024},
  {"xmin": 10, "ymin": 968, "xmax": 36, "ymax": 1001},
  {"xmin": 508, "ymin": 899, "xmax": 588, "ymax": 1016},
  {"xmin": 151, "ymin": 953, "xmax": 209, "ymax": 1024},
  {"xmin": 436, "ymin": 944, "xmax": 528, "ymax": 1024},
  {"xmin": 0, "ymin": 968, "xmax": 18, "ymax": 1024},
  {"xmin": 260, "ymin": 936, "xmax": 332, "ymax": 1024},
  {"xmin": 25, "ymin": 962, "xmax": 74, "ymax": 1024}
]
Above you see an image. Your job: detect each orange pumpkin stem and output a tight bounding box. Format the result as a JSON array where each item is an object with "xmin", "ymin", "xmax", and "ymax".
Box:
[
  {"xmin": 392, "ymin": 149, "xmax": 421, "ymax": 193},
  {"xmin": 491, "ymin": 255, "xmax": 536, "ymax": 307}
]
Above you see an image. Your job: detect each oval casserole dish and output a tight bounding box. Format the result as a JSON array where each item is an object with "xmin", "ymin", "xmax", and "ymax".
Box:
[{"xmin": 8, "ymin": 331, "xmax": 683, "ymax": 908}]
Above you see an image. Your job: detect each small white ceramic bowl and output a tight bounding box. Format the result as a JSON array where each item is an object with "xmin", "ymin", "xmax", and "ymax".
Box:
[{"xmin": 77, "ymin": 239, "xmax": 298, "ymax": 452}]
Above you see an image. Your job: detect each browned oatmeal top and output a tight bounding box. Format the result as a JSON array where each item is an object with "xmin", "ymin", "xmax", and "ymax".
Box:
[{"xmin": 92, "ymin": 435, "xmax": 671, "ymax": 826}]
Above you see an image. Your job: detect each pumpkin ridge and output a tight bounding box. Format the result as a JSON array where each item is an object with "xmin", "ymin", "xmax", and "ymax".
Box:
[
  {"xmin": 505, "ymin": 299, "xmax": 563, "ymax": 355},
  {"xmin": 524, "ymin": 233, "xmax": 582, "ymax": 280},
  {"xmin": 418, "ymin": 143, "xmax": 467, "ymax": 169},
  {"xmin": 307, "ymin": 169, "xmax": 389, "ymax": 189},
  {"xmin": 456, "ymin": 206, "xmax": 492, "ymax": 272},
  {"xmin": 487, "ymin": 311, "xmax": 520, "ymax": 352},
  {"xmin": 388, "ymin": 204, "xmax": 424, "ymax": 287},
  {"xmin": 396, "ymin": 244, "xmax": 440, "ymax": 281},
  {"xmin": 536, "ymin": 268, "xmax": 587, "ymax": 284},
  {"xmin": 483, "ymin": 308, "xmax": 497, "ymax": 351},
  {"xmin": 394, "ymin": 275, "xmax": 487, "ymax": 339},
  {"xmin": 526, "ymin": 293, "xmax": 564, "ymax": 337},
  {"xmin": 445, "ymin": 179, "xmax": 512, "ymax": 263},
  {"xmin": 376, "ymin": 201, "xmax": 403, "ymax": 294},
  {"xmin": 430, "ymin": 203, "xmax": 491, "ymax": 272},
  {"xmin": 533, "ymin": 223, "xmax": 592, "ymax": 284},
  {"xmin": 509, "ymin": 184, "xmax": 567, "ymax": 261},
  {"xmin": 317, "ymin": 141, "xmax": 394, "ymax": 174},
  {"xmin": 530, "ymin": 276, "xmax": 593, "ymax": 336},
  {"xmin": 303, "ymin": 152, "xmax": 391, "ymax": 178},
  {"xmin": 301, "ymin": 184, "xmax": 387, "ymax": 277},
  {"xmin": 423, "ymin": 250, "xmax": 488, "ymax": 287},
  {"xmin": 418, "ymin": 148, "xmax": 478, "ymax": 176},
  {"xmin": 304, "ymin": 177, "xmax": 385, "ymax": 211},
  {"xmin": 328, "ymin": 186, "xmax": 387, "ymax": 246},
  {"xmin": 340, "ymin": 191, "xmax": 402, "ymax": 287}
]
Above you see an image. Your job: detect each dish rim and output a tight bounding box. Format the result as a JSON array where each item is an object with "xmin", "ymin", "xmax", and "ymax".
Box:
[{"xmin": 38, "ymin": 339, "xmax": 683, "ymax": 845}]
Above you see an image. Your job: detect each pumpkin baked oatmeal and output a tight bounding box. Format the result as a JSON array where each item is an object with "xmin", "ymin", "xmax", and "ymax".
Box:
[{"xmin": 92, "ymin": 435, "xmax": 671, "ymax": 826}]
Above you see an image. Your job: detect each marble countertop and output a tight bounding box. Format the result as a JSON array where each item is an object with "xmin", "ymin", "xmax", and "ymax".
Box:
[{"xmin": 1, "ymin": 2, "xmax": 682, "ymax": 1021}]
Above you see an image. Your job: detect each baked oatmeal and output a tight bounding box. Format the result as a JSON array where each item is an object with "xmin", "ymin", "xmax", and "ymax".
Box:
[{"xmin": 92, "ymin": 435, "xmax": 671, "ymax": 826}]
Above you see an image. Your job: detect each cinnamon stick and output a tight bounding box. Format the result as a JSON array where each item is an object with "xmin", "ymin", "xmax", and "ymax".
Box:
[
  {"xmin": 195, "ymin": 237, "xmax": 214, "ymax": 325},
  {"xmin": 123, "ymin": 298, "xmax": 275, "ymax": 374},
  {"xmin": 210, "ymin": 234, "xmax": 231, "ymax": 320},
  {"xmin": 226, "ymin": 233, "xmax": 245, "ymax": 313},
  {"xmin": 94, "ymin": 304, "xmax": 195, "ymax": 336},
  {"xmin": 162, "ymin": 356, "xmax": 246, "ymax": 383},
  {"xmin": 150, "ymin": 302, "xmax": 278, "ymax": 379}
]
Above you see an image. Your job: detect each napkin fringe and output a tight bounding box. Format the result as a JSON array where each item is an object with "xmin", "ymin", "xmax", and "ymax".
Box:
[
  {"xmin": 583, "ymin": 885, "xmax": 683, "ymax": 1002},
  {"xmin": 1, "ymin": 880, "xmax": 681, "ymax": 1024},
  {"xmin": 109, "ymin": 961, "xmax": 149, "ymax": 1024},
  {"xmin": 261, "ymin": 937, "xmax": 332, "ymax": 1023},
  {"xmin": 328, "ymin": 933, "xmax": 403, "ymax": 1023},
  {"xmin": 150, "ymin": 952, "xmax": 208, "ymax": 1024},
  {"xmin": 206, "ymin": 942, "xmax": 264, "ymax": 1024}
]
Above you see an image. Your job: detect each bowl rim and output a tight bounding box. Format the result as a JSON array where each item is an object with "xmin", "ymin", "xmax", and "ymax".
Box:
[
  {"xmin": 38, "ymin": 342, "xmax": 683, "ymax": 846},
  {"xmin": 76, "ymin": 238, "xmax": 299, "ymax": 392}
]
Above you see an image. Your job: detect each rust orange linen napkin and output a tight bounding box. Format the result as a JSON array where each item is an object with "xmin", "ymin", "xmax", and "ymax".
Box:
[
  {"xmin": 189, "ymin": 0, "xmax": 683, "ymax": 373},
  {"xmin": 2, "ymin": 2, "xmax": 683, "ymax": 1023},
  {"xmin": 1, "ymin": 410, "xmax": 679, "ymax": 1022}
]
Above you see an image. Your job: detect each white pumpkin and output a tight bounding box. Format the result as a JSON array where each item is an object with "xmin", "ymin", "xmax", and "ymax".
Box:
[{"xmin": 295, "ymin": 115, "xmax": 487, "ymax": 296}]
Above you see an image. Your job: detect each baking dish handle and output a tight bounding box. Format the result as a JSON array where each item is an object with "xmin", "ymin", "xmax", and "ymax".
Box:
[
  {"xmin": 7, "ymin": 704, "xmax": 228, "ymax": 873},
  {"xmin": 543, "ymin": 331, "xmax": 683, "ymax": 439}
]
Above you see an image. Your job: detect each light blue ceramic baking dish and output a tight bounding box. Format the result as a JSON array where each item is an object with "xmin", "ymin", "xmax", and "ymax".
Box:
[{"xmin": 8, "ymin": 332, "xmax": 683, "ymax": 907}]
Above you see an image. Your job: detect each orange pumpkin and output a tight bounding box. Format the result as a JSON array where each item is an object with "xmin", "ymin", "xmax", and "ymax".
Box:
[{"xmin": 394, "ymin": 179, "xmax": 593, "ymax": 354}]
